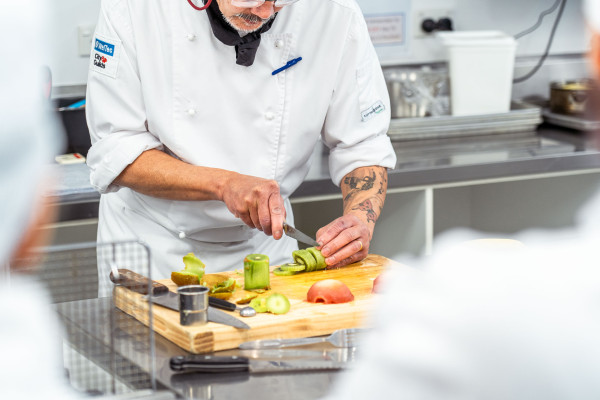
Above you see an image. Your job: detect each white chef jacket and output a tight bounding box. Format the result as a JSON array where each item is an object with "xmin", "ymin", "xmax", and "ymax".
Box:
[{"xmin": 86, "ymin": 0, "xmax": 396, "ymax": 287}]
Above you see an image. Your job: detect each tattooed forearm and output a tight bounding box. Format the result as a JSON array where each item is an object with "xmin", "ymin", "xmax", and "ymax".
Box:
[
  {"xmin": 377, "ymin": 169, "xmax": 387, "ymax": 195},
  {"xmin": 343, "ymin": 171, "xmax": 377, "ymax": 202},
  {"xmin": 341, "ymin": 166, "xmax": 388, "ymax": 226},
  {"xmin": 352, "ymin": 199, "xmax": 377, "ymax": 223},
  {"xmin": 344, "ymin": 171, "xmax": 376, "ymax": 191}
]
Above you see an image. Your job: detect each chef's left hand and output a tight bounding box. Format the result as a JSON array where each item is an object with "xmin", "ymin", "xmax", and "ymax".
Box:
[{"xmin": 316, "ymin": 214, "xmax": 372, "ymax": 268}]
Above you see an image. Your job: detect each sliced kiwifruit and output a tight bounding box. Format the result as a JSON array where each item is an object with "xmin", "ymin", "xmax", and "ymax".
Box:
[
  {"xmin": 265, "ymin": 293, "xmax": 291, "ymax": 315},
  {"xmin": 306, "ymin": 247, "xmax": 326, "ymax": 270},
  {"xmin": 171, "ymin": 270, "xmax": 200, "ymax": 286},
  {"xmin": 293, "ymin": 249, "xmax": 317, "ymax": 272},
  {"xmin": 249, "ymin": 297, "xmax": 268, "ymax": 313},
  {"xmin": 208, "ymin": 292, "xmax": 233, "ymax": 300},
  {"xmin": 279, "ymin": 262, "xmax": 306, "ymax": 272},
  {"xmin": 273, "ymin": 267, "xmax": 298, "ymax": 276},
  {"xmin": 236, "ymin": 293, "xmax": 258, "ymax": 305}
]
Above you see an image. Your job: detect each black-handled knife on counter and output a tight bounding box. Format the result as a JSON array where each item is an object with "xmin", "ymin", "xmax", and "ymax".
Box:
[
  {"xmin": 109, "ymin": 269, "xmax": 250, "ymax": 329},
  {"xmin": 169, "ymin": 355, "xmax": 349, "ymax": 374}
]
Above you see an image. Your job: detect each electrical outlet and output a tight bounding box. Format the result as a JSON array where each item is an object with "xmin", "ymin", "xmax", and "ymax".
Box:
[
  {"xmin": 413, "ymin": 9, "xmax": 455, "ymax": 39},
  {"xmin": 77, "ymin": 25, "xmax": 96, "ymax": 57}
]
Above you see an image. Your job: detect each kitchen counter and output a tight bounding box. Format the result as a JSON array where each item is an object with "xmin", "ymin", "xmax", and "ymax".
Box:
[
  {"xmin": 48, "ymin": 126, "xmax": 600, "ymax": 398},
  {"xmin": 58, "ymin": 296, "xmax": 349, "ymax": 399},
  {"xmin": 298, "ymin": 125, "xmax": 600, "ymax": 198},
  {"xmin": 50, "ymin": 125, "xmax": 600, "ymax": 221}
]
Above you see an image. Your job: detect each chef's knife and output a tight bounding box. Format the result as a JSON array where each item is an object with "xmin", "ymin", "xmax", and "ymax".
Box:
[
  {"xmin": 282, "ymin": 222, "xmax": 319, "ymax": 247},
  {"xmin": 169, "ymin": 355, "xmax": 349, "ymax": 374},
  {"xmin": 110, "ymin": 269, "xmax": 249, "ymax": 329},
  {"xmin": 147, "ymin": 290, "xmax": 251, "ymax": 330},
  {"xmin": 109, "ymin": 268, "xmax": 238, "ymax": 311}
]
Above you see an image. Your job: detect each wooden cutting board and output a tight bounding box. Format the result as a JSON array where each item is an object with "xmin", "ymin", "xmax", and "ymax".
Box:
[{"xmin": 114, "ymin": 254, "xmax": 403, "ymax": 354}]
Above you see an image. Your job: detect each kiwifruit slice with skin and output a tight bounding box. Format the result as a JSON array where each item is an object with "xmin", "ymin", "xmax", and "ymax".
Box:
[
  {"xmin": 208, "ymin": 292, "xmax": 233, "ymax": 300},
  {"xmin": 306, "ymin": 247, "xmax": 326, "ymax": 270},
  {"xmin": 279, "ymin": 263, "xmax": 307, "ymax": 272},
  {"xmin": 249, "ymin": 297, "xmax": 268, "ymax": 313},
  {"xmin": 171, "ymin": 270, "xmax": 200, "ymax": 286},
  {"xmin": 266, "ymin": 293, "xmax": 291, "ymax": 314},
  {"xmin": 273, "ymin": 267, "xmax": 298, "ymax": 276},
  {"xmin": 236, "ymin": 293, "xmax": 258, "ymax": 304},
  {"xmin": 293, "ymin": 249, "xmax": 317, "ymax": 272}
]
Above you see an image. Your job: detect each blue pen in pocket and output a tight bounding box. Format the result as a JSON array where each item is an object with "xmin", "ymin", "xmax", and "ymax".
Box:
[{"xmin": 272, "ymin": 57, "xmax": 303, "ymax": 76}]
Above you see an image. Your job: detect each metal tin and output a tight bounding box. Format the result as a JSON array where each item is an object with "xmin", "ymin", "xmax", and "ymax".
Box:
[
  {"xmin": 178, "ymin": 285, "xmax": 209, "ymax": 326},
  {"xmin": 549, "ymin": 80, "xmax": 592, "ymax": 116}
]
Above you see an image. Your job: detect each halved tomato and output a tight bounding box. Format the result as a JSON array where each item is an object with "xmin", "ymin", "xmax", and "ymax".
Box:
[{"xmin": 307, "ymin": 279, "xmax": 354, "ymax": 304}]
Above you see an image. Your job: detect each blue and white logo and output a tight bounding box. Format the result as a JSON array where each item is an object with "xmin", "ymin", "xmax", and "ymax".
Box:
[{"xmin": 94, "ymin": 38, "xmax": 115, "ymax": 56}]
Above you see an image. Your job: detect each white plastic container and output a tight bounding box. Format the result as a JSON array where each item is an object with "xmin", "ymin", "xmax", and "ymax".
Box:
[{"xmin": 437, "ymin": 31, "xmax": 517, "ymax": 116}]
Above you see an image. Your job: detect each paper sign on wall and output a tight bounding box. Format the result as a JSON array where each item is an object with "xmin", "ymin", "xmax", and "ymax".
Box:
[{"xmin": 365, "ymin": 14, "xmax": 405, "ymax": 46}]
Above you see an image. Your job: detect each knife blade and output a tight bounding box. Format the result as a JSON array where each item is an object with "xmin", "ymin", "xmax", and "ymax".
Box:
[
  {"xmin": 109, "ymin": 268, "xmax": 238, "ymax": 312},
  {"xmin": 147, "ymin": 291, "xmax": 251, "ymax": 330},
  {"xmin": 282, "ymin": 222, "xmax": 319, "ymax": 247},
  {"xmin": 169, "ymin": 355, "xmax": 349, "ymax": 374}
]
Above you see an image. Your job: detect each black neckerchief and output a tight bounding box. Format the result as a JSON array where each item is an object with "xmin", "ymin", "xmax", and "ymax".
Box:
[{"xmin": 204, "ymin": 0, "xmax": 277, "ymax": 66}]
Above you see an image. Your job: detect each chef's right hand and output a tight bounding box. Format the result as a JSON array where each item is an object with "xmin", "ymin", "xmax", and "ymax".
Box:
[{"xmin": 220, "ymin": 173, "xmax": 285, "ymax": 239}]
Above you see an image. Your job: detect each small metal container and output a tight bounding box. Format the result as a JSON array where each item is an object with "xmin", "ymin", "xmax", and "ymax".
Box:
[
  {"xmin": 549, "ymin": 80, "xmax": 593, "ymax": 116},
  {"xmin": 178, "ymin": 285, "xmax": 209, "ymax": 326}
]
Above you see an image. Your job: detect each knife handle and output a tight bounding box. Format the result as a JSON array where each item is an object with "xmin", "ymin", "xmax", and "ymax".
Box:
[
  {"xmin": 170, "ymin": 355, "xmax": 250, "ymax": 373},
  {"xmin": 109, "ymin": 269, "xmax": 169, "ymax": 296},
  {"xmin": 208, "ymin": 296, "xmax": 238, "ymax": 312}
]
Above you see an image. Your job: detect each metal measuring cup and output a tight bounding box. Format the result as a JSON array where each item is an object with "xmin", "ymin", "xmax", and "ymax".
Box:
[{"xmin": 178, "ymin": 285, "xmax": 209, "ymax": 326}]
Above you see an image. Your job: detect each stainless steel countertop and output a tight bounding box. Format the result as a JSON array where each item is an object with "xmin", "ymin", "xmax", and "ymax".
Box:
[
  {"xmin": 49, "ymin": 126, "xmax": 600, "ymax": 217},
  {"xmin": 57, "ymin": 297, "xmax": 348, "ymax": 399},
  {"xmin": 297, "ymin": 126, "xmax": 600, "ymax": 198}
]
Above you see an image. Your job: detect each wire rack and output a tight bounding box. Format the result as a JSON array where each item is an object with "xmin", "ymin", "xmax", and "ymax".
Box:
[{"xmin": 12, "ymin": 240, "xmax": 158, "ymax": 397}]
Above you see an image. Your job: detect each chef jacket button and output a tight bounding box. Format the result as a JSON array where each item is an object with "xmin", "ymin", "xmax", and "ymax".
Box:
[
  {"xmin": 274, "ymin": 39, "xmax": 284, "ymax": 48},
  {"xmin": 187, "ymin": 34, "xmax": 196, "ymax": 41},
  {"xmin": 187, "ymin": 109, "xmax": 196, "ymax": 116},
  {"xmin": 178, "ymin": 231, "xmax": 186, "ymax": 239},
  {"xmin": 265, "ymin": 111, "xmax": 275, "ymax": 120}
]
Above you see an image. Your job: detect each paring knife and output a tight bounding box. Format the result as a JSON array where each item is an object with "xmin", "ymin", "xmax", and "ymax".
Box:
[
  {"xmin": 110, "ymin": 269, "xmax": 250, "ymax": 330},
  {"xmin": 169, "ymin": 355, "xmax": 349, "ymax": 374},
  {"xmin": 282, "ymin": 222, "xmax": 319, "ymax": 247}
]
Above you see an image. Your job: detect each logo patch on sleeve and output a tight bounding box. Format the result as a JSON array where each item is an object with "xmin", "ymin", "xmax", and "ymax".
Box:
[
  {"xmin": 361, "ymin": 100, "xmax": 385, "ymax": 121},
  {"xmin": 90, "ymin": 35, "xmax": 121, "ymax": 79}
]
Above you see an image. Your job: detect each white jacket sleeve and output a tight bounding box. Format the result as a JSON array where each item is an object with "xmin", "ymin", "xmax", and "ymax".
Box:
[
  {"xmin": 86, "ymin": 0, "xmax": 163, "ymax": 194},
  {"xmin": 322, "ymin": 5, "xmax": 396, "ymax": 186}
]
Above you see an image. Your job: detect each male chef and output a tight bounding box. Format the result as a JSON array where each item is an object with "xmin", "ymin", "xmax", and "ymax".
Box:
[{"xmin": 86, "ymin": 0, "xmax": 396, "ymax": 289}]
